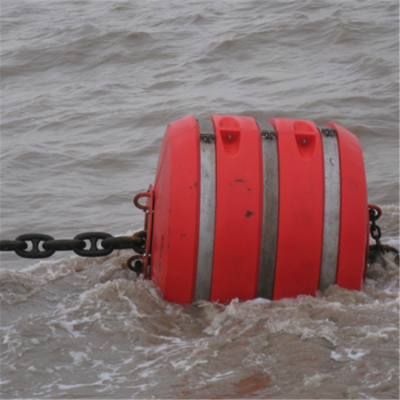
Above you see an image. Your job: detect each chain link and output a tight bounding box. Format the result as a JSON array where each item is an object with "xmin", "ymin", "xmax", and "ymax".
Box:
[
  {"xmin": 127, "ymin": 255, "xmax": 144, "ymax": 275},
  {"xmin": 0, "ymin": 240, "xmax": 27, "ymax": 251},
  {"xmin": 15, "ymin": 233, "xmax": 56, "ymax": 259},
  {"xmin": 368, "ymin": 204, "xmax": 399, "ymax": 264},
  {"xmin": 0, "ymin": 231, "xmax": 146, "ymax": 259},
  {"xmin": 368, "ymin": 205, "xmax": 382, "ymax": 248}
]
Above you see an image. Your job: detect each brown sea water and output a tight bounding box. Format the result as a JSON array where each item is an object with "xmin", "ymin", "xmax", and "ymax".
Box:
[{"xmin": 1, "ymin": 0, "xmax": 399, "ymax": 398}]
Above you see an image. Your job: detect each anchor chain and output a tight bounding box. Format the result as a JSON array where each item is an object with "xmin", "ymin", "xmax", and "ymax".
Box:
[
  {"xmin": 368, "ymin": 204, "xmax": 399, "ymax": 264},
  {"xmin": 369, "ymin": 204, "xmax": 382, "ymax": 249},
  {"xmin": 0, "ymin": 231, "xmax": 147, "ymax": 259}
]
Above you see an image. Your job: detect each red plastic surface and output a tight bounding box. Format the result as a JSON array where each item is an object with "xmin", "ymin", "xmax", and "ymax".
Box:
[
  {"xmin": 327, "ymin": 122, "xmax": 367, "ymax": 290},
  {"xmin": 210, "ymin": 115, "xmax": 263, "ymax": 303},
  {"xmin": 151, "ymin": 115, "xmax": 200, "ymax": 304},
  {"xmin": 270, "ymin": 119, "xmax": 325, "ymax": 300},
  {"xmin": 149, "ymin": 115, "xmax": 368, "ymax": 305}
]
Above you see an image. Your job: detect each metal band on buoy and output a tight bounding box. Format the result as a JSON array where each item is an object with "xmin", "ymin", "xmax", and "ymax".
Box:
[
  {"xmin": 319, "ymin": 127, "xmax": 341, "ymax": 292},
  {"xmin": 257, "ymin": 122, "xmax": 279, "ymax": 300},
  {"xmin": 195, "ymin": 120, "xmax": 216, "ymax": 301}
]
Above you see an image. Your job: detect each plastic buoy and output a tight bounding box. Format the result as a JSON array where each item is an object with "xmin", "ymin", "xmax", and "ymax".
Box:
[{"xmin": 136, "ymin": 115, "xmax": 368, "ymax": 304}]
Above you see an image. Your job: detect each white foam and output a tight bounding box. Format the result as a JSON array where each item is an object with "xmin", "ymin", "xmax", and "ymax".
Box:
[
  {"xmin": 330, "ymin": 348, "xmax": 368, "ymax": 362},
  {"xmin": 345, "ymin": 347, "xmax": 368, "ymax": 360},
  {"xmin": 304, "ymin": 372, "xmax": 332, "ymax": 387},
  {"xmin": 207, "ymin": 371, "xmax": 235, "ymax": 382},
  {"xmin": 58, "ymin": 383, "xmax": 94, "ymax": 390},
  {"xmin": 91, "ymin": 360, "xmax": 104, "ymax": 368},
  {"xmin": 171, "ymin": 357, "xmax": 208, "ymax": 372},
  {"xmin": 58, "ymin": 319, "xmax": 84, "ymax": 339},
  {"xmin": 330, "ymin": 351, "xmax": 348, "ymax": 362},
  {"xmin": 69, "ymin": 351, "xmax": 89, "ymax": 365},
  {"xmin": 134, "ymin": 356, "xmax": 165, "ymax": 371},
  {"xmin": 246, "ymin": 297, "xmax": 271, "ymax": 306},
  {"xmin": 365, "ymin": 326, "xmax": 397, "ymax": 342}
]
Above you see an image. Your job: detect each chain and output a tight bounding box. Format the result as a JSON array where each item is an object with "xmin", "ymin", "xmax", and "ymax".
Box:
[
  {"xmin": 368, "ymin": 204, "xmax": 399, "ymax": 264},
  {"xmin": 3, "ymin": 205, "xmax": 396, "ymax": 266},
  {"xmin": 0, "ymin": 231, "xmax": 147, "ymax": 259},
  {"xmin": 127, "ymin": 255, "xmax": 144, "ymax": 275},
  {"xmin": 368, "ymin": 205, "xmax": 382, "ymax": 249}
]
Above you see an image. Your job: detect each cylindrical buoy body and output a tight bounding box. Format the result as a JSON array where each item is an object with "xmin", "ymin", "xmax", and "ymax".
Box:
[{"xmin": 149, "ymin": 115, "xmax": 368, "ymax": 304}]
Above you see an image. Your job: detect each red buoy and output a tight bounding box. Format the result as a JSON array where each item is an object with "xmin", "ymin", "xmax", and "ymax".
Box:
[{"xmin": 135, "ymin": 115, "xmax": 368, "ymax": 304}]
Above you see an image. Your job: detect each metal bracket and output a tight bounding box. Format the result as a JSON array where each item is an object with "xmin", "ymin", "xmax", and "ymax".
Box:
[
  {"xmin": 319, "ymin": 127, "xmax": 337, "ymax": 137},
  {"xmin": 257, "ymin": 122, "xmax": 277, "ymax": 140},
  {"xmin": 198, "ymin": 119, "xmax": 216, "ymax": 143},
  {"xmin": 200, "ymin": 134, "xmax": 215, "ymax": 143},
  {"xmin": 199, "ymin": 118, "xmax": 280, "ymax": 141},
  {"xmin": 133, "ymin": 185, "xmax": 154, "ymax": 277},
  {"xmin": 260, "ymin": 130, "xmax": 277, "ymax": 140}
]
